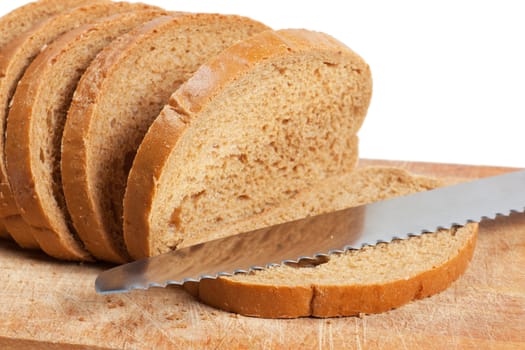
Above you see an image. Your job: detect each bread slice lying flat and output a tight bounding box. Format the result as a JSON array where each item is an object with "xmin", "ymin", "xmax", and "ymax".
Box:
[
  {"xmin": 124, "ymin": 29, "xmax": 373, "ymax": 260},
  {"xmin": 0, "ymin": 0, "xmax": 105, "ymax": 242},
  {"xmin": 5, "ymin": 9, "xmax": 168, "ymax": 261},
  {"xmin": 61, "ymin": 14, "xmax": 270, "ymax": 263},
  {"xmin": 188, "ymin": 167, "xmax": 478, "ymax": 318}
]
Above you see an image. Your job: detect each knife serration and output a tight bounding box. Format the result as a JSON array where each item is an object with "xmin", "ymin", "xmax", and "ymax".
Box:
[{"xmin": 96, "ymin": 169, "xmax": 525, "ymax": 294}]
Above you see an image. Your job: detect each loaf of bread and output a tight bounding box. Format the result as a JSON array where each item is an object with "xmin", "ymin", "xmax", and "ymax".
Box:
[
  {"xmin": 123, "ymin": 29, "xmax": 372, "ymax": 259},
  {"xmin": 0, "ymin": 2, "xmax": 478, "ymax": 319},
  {"xmin": 0, "ymin": 0, "xmax": 107, "ymax": 241},
  {"xmin": 5, "ymin": 8, "xmax": 168, "ymax": 261},
  {"xmin": 189, "ymin": 167, "xmax": 478, "ymax": 318},
  {"xmin": 0, "ymin": 1, "xmax": 157, "ymax": 249},
  {"xmin": 61, "ymin": 13, "xmax": 270, "ymax": 263}
]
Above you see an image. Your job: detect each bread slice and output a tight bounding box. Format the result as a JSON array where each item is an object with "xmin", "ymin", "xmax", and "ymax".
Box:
[
  {"xmin": 0, "ymin": 1, "xmax": 159, "ymax": 250},
  {"xmin": 188, "ymin": 167, "xmax": 478, "ymax": 318},
  {"xmin": 123, "ymin": 29, "xmax": 373, "ymax": 260},
  {"xmin": 0, "ymin": 0, "xmax": 107, "ymax": 243},
  {"xmin": 5, "ymin": 9, "xmax": 169, "ymax": 261},
  {"xmin": 61, "ymin": 14, "xmax": 270, "ymax": 263}
]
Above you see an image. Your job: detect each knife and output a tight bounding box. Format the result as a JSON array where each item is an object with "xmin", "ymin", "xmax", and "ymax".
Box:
[{"xmin": 96, "ymin": 169, "xmax": 525, "ymax": 294}]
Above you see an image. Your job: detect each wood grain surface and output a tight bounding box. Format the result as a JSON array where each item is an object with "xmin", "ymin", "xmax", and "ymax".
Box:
[{"xmin": 0, "ymin": 160, "xmax": 524, "ymax": 349}]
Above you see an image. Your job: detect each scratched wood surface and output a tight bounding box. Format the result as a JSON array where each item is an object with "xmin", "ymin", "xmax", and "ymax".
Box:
[{"xmin": 0, "ymin": 160, "xmax": 524, "ymax": 349}]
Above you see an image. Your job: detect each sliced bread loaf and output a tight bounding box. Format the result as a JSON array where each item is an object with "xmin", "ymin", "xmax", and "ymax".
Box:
[
  {"xmin": 123, "ymin": 29, "xmax": 373, "ymax": 259},
  {"xmin": 189, "ymin": 167, "xmax": 478, "ymax": 318},
  {"xmin": 0, "ymin": 0, "xmax": 106, "ymax": 242},
  {"xmin": 61, "ymin": 14, "xmax": 270, "ymax": 263},
  {"xmin": 0, "ymin": 1, "xmax": 159, "ymax": 250},
  {"xmin": 5, "ymin": 9, "xmax": 169, "ymax": 261}
]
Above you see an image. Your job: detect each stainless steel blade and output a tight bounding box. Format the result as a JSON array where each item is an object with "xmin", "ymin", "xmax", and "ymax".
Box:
[{"xmin": 96, "ymin": 169, "xmax": 525, "ymax": 294}]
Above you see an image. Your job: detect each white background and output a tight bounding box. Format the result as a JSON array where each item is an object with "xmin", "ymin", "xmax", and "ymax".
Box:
[{"xmin": 1, "ymin": 0, "xmax": 524, "ymax": 167}]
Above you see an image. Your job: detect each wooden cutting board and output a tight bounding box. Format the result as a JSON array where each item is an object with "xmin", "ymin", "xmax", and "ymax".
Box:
[{"xmin": 0, "ymin": 160, "xmax": 524, "ymax": 349}]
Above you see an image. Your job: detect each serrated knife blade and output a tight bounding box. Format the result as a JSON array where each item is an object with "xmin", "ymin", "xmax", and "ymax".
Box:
[{"xmin": 95, "ymin": 169, "xmax": 525, "ymax": 294}]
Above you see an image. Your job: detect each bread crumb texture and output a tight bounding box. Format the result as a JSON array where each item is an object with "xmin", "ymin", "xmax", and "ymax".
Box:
[{"xmin": 230, "ymin": 227, "xmax": 471, "ymax": 286}]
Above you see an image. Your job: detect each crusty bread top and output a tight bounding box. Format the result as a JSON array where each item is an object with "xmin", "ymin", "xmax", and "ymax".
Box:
[
  {"xmin": 124, "ymin": 28, "xmax": 372, "ymax": 259},
  {"xmin": 191, "ymin": 167, "xmax": 478, "ymax": 318},
  {"xmin": 0, "ymin": 0, "xmax": 107, "ymax": 49},
  {"xmin": 61, "ymin": 13, "xmax": 270, "ymax": 263},
  {"xmin": 5, "ymin": 9, "xmax": 168, "ymax": 261},
  {"xmin": 174, "ymin": 28, "xmax": 372, "ymax": 118}
]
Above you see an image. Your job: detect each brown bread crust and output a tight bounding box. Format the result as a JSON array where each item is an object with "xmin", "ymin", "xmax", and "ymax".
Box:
[
  {"xmin": 173, "ymin": 28, "xmax": 371, "ymax": 117},
  {"xmin": 2, "ymin": 216, "xmax": 41, "ymax": 248},
  {"xmin": 0, "ymin": 221, "xmax": 8, "ymax": 240},
  {"xmin": 0, "ymin": 225, "xmax": 9, "ymax": 240}
]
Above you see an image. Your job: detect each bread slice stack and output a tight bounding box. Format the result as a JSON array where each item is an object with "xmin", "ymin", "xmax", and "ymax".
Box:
[
  {"xmin": 0, "ymin": 1, "xmax": 477, "ymax": 318},
  {"xmin": 0, "ymin": 0, "xmax": 110, "ymax": 242},
  {"xmin": 4, "ymin": 8, "xmax": 269, "ymax": 262},
  {"xmin": 6, "ymin": 8, "xmax": 171, "ymax": 261},
  {"xmin": 0, "ymin": 1, "xmax": 161, "ymax": 249},
  {"xmin": 60, "ymin": 13, "xmax": 270, "ymax": 262}
]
